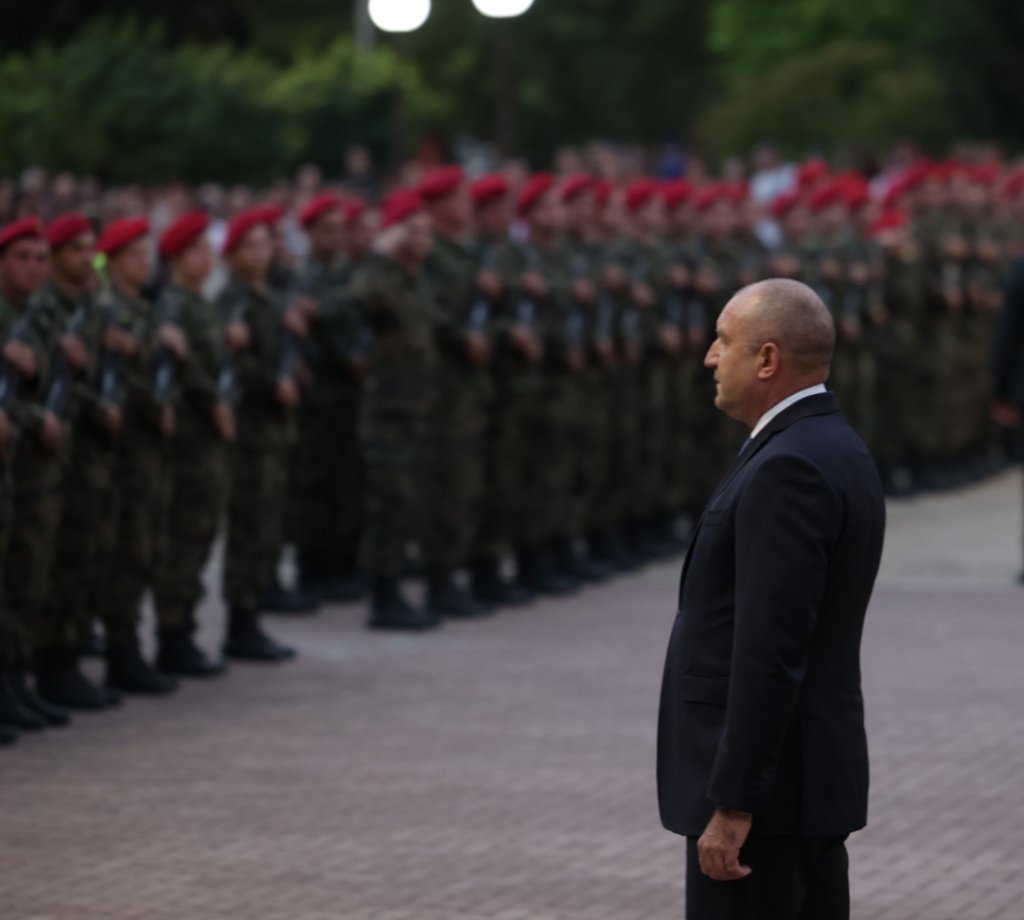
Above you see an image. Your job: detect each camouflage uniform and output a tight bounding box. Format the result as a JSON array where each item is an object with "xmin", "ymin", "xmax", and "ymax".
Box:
[
  {"xmin": 421, "ymin": 234, "xmax": 489, "ymax": 575},
  {"xmin": 354, "ymin": 254, "xmax": 436, "ymax": 579},
  {"xmin": 217, "ymin": 278, "xmax": 297, "ymax": 614},
  {"xmin": 151, "ymin": 283, "xmax": 228, "ymax": 634},
  {"xmin": 92, "ymin": 284, "xmax": 166, "ymax": 646},
  {"xmin": 287, "ymin": 255, "xmax": 366, "ymax": 590}
]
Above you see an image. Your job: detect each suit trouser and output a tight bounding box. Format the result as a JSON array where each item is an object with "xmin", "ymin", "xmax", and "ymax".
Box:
[{"xmin": 686, "ymin": 835, "xmax": 849, "ymax": 920}]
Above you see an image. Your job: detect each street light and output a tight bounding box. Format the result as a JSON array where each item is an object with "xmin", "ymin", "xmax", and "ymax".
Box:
[
  {"xmin": 470, "ymin": 0, "xmax": 535, "ymax": 15},
  {"xmin": 367, "ymin": 0, "xmax": 431, "ymax": 33}
]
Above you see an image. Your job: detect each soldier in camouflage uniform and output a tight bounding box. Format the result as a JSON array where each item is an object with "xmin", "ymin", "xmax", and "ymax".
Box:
[
  {"xmin": 354, "ymin": 190, "xmax": 439, "ymax": 630},
  {"xmin": 0, "ymin": 218, "xmax": 69, "ymax": 737},
  {"xmin": 417, "ymin": 167, "xmax": 492, "ymax": 618},
  {"xmin": 217, "ymin": 211, "xmax": 301, "ymax": 661},
  {"xmin": 5, "ymin": 215, "xmax": 120, "ymax": 711},
  {"xmin": 151, "ymin": 211, "xmax": 233, "ymax": 677},
  {"xmin": 466, "ymin": 176, "xmax": 535, "ymax": 607},
  {"xmin": 91, "ymin": 218, "xmax": 178, "ymax": 694},
  {"xmin": 558, "ymin": 175, "xmax": 618, "ymax": 579},
  {"xmin": 289, "ymin": 193, "xmax": 368, "ymax": 603},
  {"xmin": 507, "ymin": 175, "xmax": 582, "ymax": 595}
]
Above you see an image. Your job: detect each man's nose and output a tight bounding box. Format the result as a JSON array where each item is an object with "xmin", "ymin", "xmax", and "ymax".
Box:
[{"xmin": 705, "ymin": 344, "xmax": 718, "ymax": 368}]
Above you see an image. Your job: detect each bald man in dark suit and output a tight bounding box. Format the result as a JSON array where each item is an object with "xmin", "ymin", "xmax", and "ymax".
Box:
[{"xmin": 657, "ymin": 279, "xmax": 886, "ymax": 919}]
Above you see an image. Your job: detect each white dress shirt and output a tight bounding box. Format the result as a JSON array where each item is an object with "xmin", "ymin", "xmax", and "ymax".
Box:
[{"xmin": 749, "ymin": 384, "xmax": 828, "ymax": 440}]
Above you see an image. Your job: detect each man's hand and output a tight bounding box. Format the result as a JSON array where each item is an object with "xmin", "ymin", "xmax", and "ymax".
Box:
[
  {"xmin": 39, "ymin": 410, "xmax": 63, "ymax": 453},
  {"xmin": 521, "ymin": 271, "xmax": 548, "ymax": 300},
  {"xmin": 225, "ymin": 320, "xmax": 250, "ymax": 352},
  {"xmin": 276, "ymin": 376, "xmax": 301, "ymax": 409},
  {"xmin": 465, "ymin": 331, "xmax": 489, "ymax": 368},
  {"xmin": 697, "ymin": 809, "xmax": 753, "ymax": 881},
  {"xmin": 158, "ymin": 324, "xmax": 188, "ymax": 360},
  {"xmin": 283, "ymin": 309, "xmax": 309, "ymax": 338},
  {"xmin": 60, "ymin": 335, "xmax": 88, "ymax": 371},
  {"xmin": 213, "ymin": 399, "xmax": 236, "ymax": 443},
  {"xmin": 158, "ymin": 404, "xmax": 176, "ymax": 440},
  {"xmin": 103, "ymin": 326, "xmax": 137, "ymax": 358},
  {"xmin": 100, "ymin": 403, "xmax": 123, "ymax": 437},
  {"xmin": 510, "ymin": 325, "xmax": 543, "ymax": 364},
  {"xmin": 477, "ymin": 268, "xmax": 502, "ymax": 301},
  {"xmin": 4, "ymin": 340, "xmax": 38, "ymax": 378}
]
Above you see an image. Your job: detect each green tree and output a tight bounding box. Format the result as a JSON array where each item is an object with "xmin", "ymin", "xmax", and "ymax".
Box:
[{"xmin": 697, "ymin": 41, "xmax": 954, "ymax": 159}]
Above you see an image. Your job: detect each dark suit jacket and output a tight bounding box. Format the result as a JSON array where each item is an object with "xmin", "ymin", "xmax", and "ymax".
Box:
[
  {"xmin": 993, "ymin": 258, "xmax": 1024, "ymax": 408},
  {"xmin": 657, "ymin": 392, "xmax": 885, "ymax": 838}
]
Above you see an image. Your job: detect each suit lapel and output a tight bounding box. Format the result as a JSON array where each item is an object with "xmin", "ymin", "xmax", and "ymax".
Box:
[{"xmin": 676, "ymin": 393, "xmax": 840, "ymax": 601}]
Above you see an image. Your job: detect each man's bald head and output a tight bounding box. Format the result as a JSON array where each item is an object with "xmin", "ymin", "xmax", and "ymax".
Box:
[
  {"xmin": 706, "ymin": 279, "xmax": 836, "ymax": 428},
  {"xmin": 733, "ymin": 279, "xmax": 835, "ymax": 377}
]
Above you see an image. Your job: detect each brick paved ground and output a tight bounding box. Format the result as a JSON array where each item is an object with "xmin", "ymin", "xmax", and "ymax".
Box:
[{"xmin": 2, "ymin": 472, "xmax": 1023, "ymax": 920}]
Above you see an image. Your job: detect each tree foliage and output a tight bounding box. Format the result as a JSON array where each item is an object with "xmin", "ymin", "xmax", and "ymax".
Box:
[
  {"xmin": 0, "ymin": 18, "xmax": 444, "ymax": 182},
  {"xmin": 697, "ymin": 41, "xmax": 955, "ymax": 159}
]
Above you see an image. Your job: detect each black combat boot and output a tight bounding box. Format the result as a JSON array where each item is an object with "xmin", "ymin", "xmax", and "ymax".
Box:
[
  {"xmin": 516, "ymin": 544, "xmax": 577, "ymax": 597},
  {"xmin": 105, "ymin": 642, "xmax": 178, "ymax": 696},
  {"xmin": 470, "ymin": 556, "xmax": 534, "ymax": 608},
  {"xmin": 224, "ymin": 608, "xmax": 296, "ymax": 662},
  {"xmin": 35, "ymin": 648, "xmax": 112, "ymax": 711},
  {"xmin": 0, "ymin": 670, "xmax": 46, "ymax": 731},
  {"xmin": 368, "ymin": 576, "xmax": 439, "ymax": 631},
  {"xmin": 6, "ymin": 666, "xmax": 70, "ymax": 726},
  {"xmin": 157, "ymin": 628, "xmax": 227, "ymax": 678},
  {"xmin": 551, "ymin": 534, "xmax": 612, "ymax": 583},
  {"xmin": 0, "ymin": 722, "xmax": 17, "ymax": 746},
  {"xmin": 426, "ymin": 569, "xmax": 488, "ymax": 620},
  {"xmin": 326, "ymin": 557, "xmax": 368, "ymax": 602},
  {"xmin": 260, "ymin": 574, "xmax": 319, "ymax": 615},
  {"xmin": 78, "ymin": 621, "xmax": 106, "ymax": 658}
]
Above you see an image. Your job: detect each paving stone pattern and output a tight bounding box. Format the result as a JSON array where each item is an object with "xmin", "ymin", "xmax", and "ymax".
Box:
[{"xmin": 2, "ymin": 472, "xmax": 1023, "ymax": 919}]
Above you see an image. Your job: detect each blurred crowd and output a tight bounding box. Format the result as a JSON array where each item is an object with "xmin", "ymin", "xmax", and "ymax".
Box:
[{"xmin": 1, "ymin": 139, "xmax": 1021, "ymax": 746}]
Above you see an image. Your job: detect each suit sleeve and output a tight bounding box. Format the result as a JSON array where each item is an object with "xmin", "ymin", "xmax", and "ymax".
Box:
[
  {"xmin": 992, "ymin": 259, "xmax": 1024, "ymax": 404},
  {"xmin": 706, "ymin": 452, "xmax": 840, "ymax": 813}
]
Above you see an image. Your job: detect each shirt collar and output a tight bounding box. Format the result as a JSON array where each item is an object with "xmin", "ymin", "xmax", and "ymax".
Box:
[{"xmin": 749, "ymin": 384, "xmax": 828, "ymax": 440}]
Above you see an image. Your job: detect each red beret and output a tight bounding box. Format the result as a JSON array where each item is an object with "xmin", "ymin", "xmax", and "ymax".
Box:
[
  {"xmin": 1003, "ymin": 170, "xmax": 1024, "ymax": 199},
  {"xmin": 625, "ymin": 178, "xmax": 659, "ymax": 214},
  {"xmin": 470, "ymin": 174, "xmax": 509, "ymax": 207},
  {"xmin": 693, "ymin": 184, "xmax": 724, "ymax": 212},
  {"xmin": 46, "ymin": 213, "xmax": 92, "ymax": 250},
  {"xmin": 299, "ymin": 193, "xmax": 342, "ymax": 229},
  {"xmin": 0, "ymin": 217, "xmax": 44, "ymax": 254},
  {"xmin": 808, "ymin": 182, "xmax": 843, "ymax": 213},
  {"xmin": 721, "ymin": 181, "xmax": 748, "ymax": 204},
  {"xmin": 869, "ymin": 210, "xmax": 908, "ymax": 237},
  {"xmin": 661, "ymin": 180, "xmax": 693, "ymax": 209},
  {"xmin": 966, "ymin": 164, "xmax": 1001, "ymax": 186},
  {"xmin": 593, "ymin": 180, "xmax": 613, "ymax": 208},
  {"xmin": 159, "ymin": 211, "xmax": 210, "ymax": 260},
  {"xmin": 901, "ymin": 161, "xmax": 933, "ymax": 192},
  {"xmin": 343, "ymin": 198, "xmax": 368, "ymax": 225},
  {"xmin": 417, "ymin": 166, "xmax": 465, "ymax": 203},
  {"xmin": 560, "ymin": 173, "xmax": 593, "ymax": 203},
  {"xmin": 380, "ymin": 189, "xmax": 423, "ymax": 229},
  {"xmin": 223, "ymin": 208, "xmax": 270, "ymax": 255},
  {"xmin": 254, "ymin": 203, "xmax": 285, "ymax": 226},
  {"xmin": 836, "ymin": 177, "xmax": 871, "ymax": 211},
  {"xmin": 769, "ymin": 191, "xmax": 802, "ymax": 219},
  {"xmin": 797, "ymin": 159, "xmax": 829, "ymax": 189},
  {"xmin": 97, "ymin": 217, "xmax": 150, "ymax": 258},
  {"xmin": 517, "ymin": 173, "xmax": 555, "ymax": 217}
]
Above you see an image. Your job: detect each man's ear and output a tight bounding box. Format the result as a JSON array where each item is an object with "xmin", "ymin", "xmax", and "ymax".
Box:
[{"xmin": 757, "ymin": 342, "xmax": 779, "ymax": 379}]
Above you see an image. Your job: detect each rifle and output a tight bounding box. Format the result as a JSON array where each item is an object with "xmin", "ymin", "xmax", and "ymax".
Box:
[
  {"xmin": 152, "ymin": 289, "xmax": 184, "ymax": 406},
  {"xmin": 217, "ymin": 298, "xmax": 247, "ymax": 407},
  {"xmin": 97, "ymin": 292, "xmax": 126, "ymax": 409},
  {"xmin": 0, "ymin": 310, "xmax": 36, "ymax": 412},
  {"xmin": 467, "ymin": 247, "xmax": 499, "ymax": 334},
  {"xmin": 45, "ymin": 299, "xmax": 89, "ymax": 417}
]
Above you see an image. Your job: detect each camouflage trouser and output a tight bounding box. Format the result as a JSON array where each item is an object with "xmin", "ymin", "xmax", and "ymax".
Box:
[
  {"xmin": 152, "ymin": 439, "xmax": 225, "ymax": 631},
  {"xmin": 288, "ymin": 388, "xmax": 363, "ymax": 568},
  {"xmin": 422, "ymin": 396, "xmax": 485, "ymax": 571},
  {"xmin": 607, "ymin": 365, "xmax": 643, "ymax": 527},
  {"xmin": 578, "ymin": 371, "xmax": 614, "ymax": 535},
  {"xmin": 475, "ymin": 383, "xmax": 535, "ymax": 560},
  {"xmin": 664, "ymin": 357, "xmax": 697, "ymax": 513},
  {"xmin": 636, "ymin": 362, "xmax": 673, "ymax": 519},
  {"xmin": 224, "ymin": 435, "xmax": 290, "ymax": 612},
  {"xmin": 360, "ymin": 404, "xmax": 427, "ymax": 578},
  {"xmin": 5, "ymin": 437, "xmax": 72, "ymax": 654},
  {"xmin": 520, "ymin": 376, "xmax": 577, "ymax": 545},
  {"xmin": 0, "ymin": 459, "xmax": 16, "ymax": 666},
  {"xmin": 688, "ymin": 369, "xmax": 729, "ymax": 508},
  {"xmin": 96, "ymin": 432, "xmax": 166, "ymax": 645}
]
